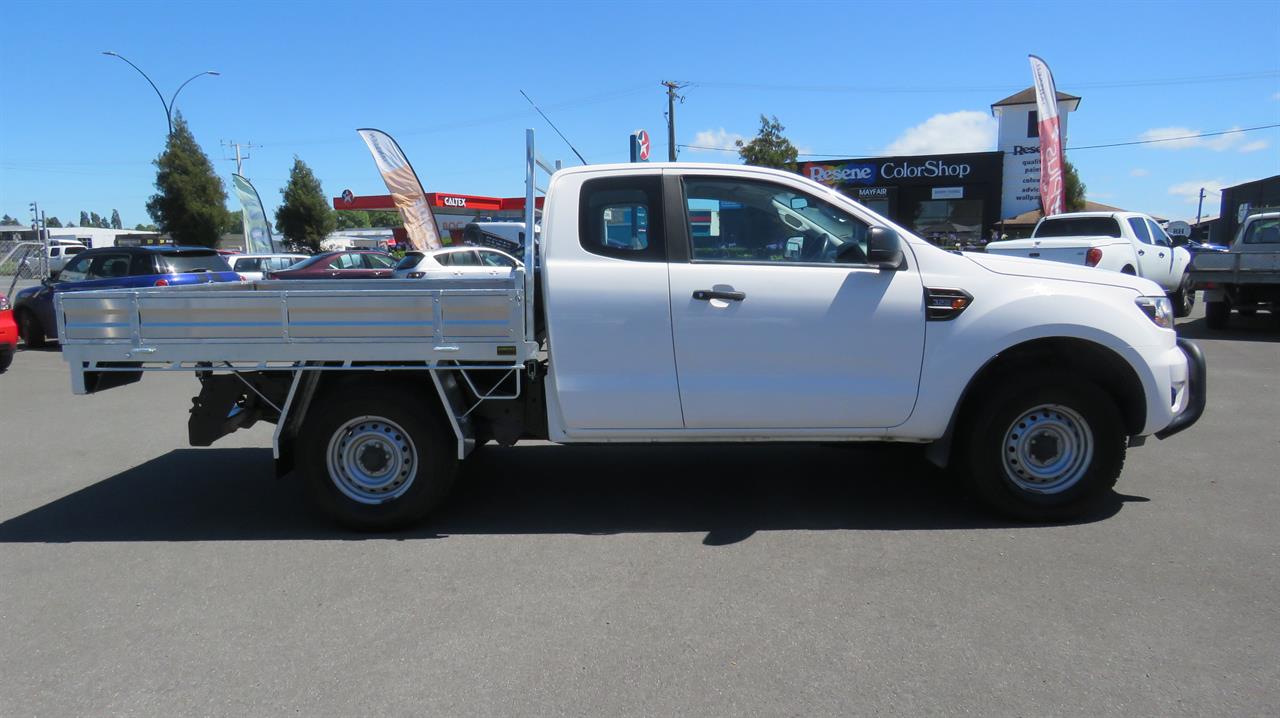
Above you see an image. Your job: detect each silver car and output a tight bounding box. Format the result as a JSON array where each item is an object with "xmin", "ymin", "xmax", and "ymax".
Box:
[
  {"xmin": 392, "ymin": 246, "xmax": 522, "ymax": 279},
  {"xmin": 230, "ymin": 253, "xmax": 309, "ymax": 281}
]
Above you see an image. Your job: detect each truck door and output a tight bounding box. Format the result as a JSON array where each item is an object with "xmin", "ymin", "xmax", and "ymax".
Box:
[
  {"xmin": 666, "ymin": 173, "xmax": 926, "ymax": 429},
  {"xmin": 543, "ymin": 172, "xmax": 685, "ymax": 431},
  {"xmin": 1144, "ymin": 218, "xmax": 1177, "ymax": 282},
  {"xmin": 1127, "ymin": 217, "xmax": 1169, "ymax": 281}
]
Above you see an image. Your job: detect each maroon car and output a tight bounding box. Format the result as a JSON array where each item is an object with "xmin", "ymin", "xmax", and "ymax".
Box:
[{"xmin": 266, "ymin": 250, "xmax": 397, "ymax": 280}]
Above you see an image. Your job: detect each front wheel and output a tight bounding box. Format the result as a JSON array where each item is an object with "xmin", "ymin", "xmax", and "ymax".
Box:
[
  {"xmin": 298, "ymin": 391, "xmax": 458, "ymax": 531},
  {"xmin": 1171, "ymin": 274, "xmax": 1195, "ymax": 318},
  {"xmin": 959, "ymin": 372, "xmax": 1125, "ymax": 522},
  {"xmin": 16, "ymin": 310, "xmax": 47, "ymax": 349}
]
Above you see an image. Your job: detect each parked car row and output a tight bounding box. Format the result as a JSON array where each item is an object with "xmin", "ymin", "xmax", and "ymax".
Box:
[{"xmin": 5, "ymin": 245, "xmax": 526, "ymax": 351}]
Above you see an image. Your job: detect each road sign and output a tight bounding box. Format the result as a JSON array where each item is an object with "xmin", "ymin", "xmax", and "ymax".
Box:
[{"xmin": 635, "ymin": 130, "xmax": 650, "ymax": 161}]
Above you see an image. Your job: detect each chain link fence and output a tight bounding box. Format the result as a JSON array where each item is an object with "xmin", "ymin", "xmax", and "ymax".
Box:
[{"xmin": 2, "ymin": 239, "xmax": 48, "ymax": 297}]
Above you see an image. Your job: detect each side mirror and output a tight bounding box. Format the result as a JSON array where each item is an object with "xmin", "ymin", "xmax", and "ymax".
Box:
[
  {"xmin": 1170, "ymin": 235, "xmax": 1188, "ymax": 247},
  {"xmin": 867, "ymin": 227, "xmax": 905, "ymax": 270},
  {"xmin": 45, "ymin": 271, "xmax": 59, "ymax": 283}
]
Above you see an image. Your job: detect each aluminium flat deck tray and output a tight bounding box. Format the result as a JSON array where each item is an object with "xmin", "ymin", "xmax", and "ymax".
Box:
[{"xmin": 56, "ymin": 277, "xmax": 533, "ymax": 364}]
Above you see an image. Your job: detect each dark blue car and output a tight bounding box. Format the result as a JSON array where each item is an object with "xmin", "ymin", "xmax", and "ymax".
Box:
[{"xmin": 12, "ymin": 246, "xmax": 240, "ymax": 347}]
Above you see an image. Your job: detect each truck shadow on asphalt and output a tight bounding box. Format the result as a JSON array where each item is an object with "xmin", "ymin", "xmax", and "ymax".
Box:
[
  {"xmin": 1177, "ymin": 314, "xmax": 1280, "ymax": 343},
  {"xmin": 0, "ymin": 444, "xmax": 1145, "ymax": 545}
]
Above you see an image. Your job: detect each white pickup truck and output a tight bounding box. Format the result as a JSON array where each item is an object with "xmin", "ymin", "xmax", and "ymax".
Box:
[
  {"xmin": 986, "ymin": 212, "xmax": 1195, "ymax": 317},
  {"xmin": 54, "ymin": 132, "xmax": 1205, "ymax": 530}
]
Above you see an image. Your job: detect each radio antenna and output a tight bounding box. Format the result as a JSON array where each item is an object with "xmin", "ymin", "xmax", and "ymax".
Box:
[{"xmin": 519, "ymin": 90, "xmax": 588, "ymax": 165}]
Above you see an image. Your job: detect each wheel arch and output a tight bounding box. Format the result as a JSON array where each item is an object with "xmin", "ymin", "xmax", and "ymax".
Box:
[{"xmin": 925, "ymin": 336, "xmax": 1147, "ymax": 468}]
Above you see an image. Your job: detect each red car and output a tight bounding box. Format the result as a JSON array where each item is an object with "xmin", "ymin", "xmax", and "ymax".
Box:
[
  {"xmin": 266, "ymin": 250, "xmax": 397, "ymax": 280},
  {"xmin": 1, "ymin": 292, "xmax": 16, "ymax": 373}
]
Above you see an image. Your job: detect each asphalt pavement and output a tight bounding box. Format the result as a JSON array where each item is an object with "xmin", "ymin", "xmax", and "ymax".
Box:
[{"xmin": 1, "ymin": 302, "xmax": 1277, "ymax": 716}]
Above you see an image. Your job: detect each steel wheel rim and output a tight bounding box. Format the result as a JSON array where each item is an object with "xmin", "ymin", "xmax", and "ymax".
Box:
[
  {"xmin": 326, "ymin": 415, "xmax": 418, "ymax": 505},
  {"xmin": 1001, "ymin": 404, "xmax": 1094, "ymax": 494}
]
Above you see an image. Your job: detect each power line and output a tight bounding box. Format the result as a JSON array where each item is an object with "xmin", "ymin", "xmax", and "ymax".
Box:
[
  {"xmin": 519, "ymin": 90, "xmax": 588, "ymax": 165},
  {"xmin": 689, "ymin": 70, "xmax": 1280, "ymax": 95},
  {"xmin": 677, "ymin": 123, "xmax": 1280, "ymax": 158}
]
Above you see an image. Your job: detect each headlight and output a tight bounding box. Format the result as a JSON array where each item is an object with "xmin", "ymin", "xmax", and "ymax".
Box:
[{"xmin": 1135, "ymin": 295, "xmax": 1174, "ymax": 328}]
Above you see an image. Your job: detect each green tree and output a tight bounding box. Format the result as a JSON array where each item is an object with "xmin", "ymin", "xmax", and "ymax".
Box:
[
  {"xmin": 274, "ymin": 156, "xmax": 335, "ymax": 252},
  {"xmin": 145, "ymin": 113, "xmax": 232, "ymax": 247},
  {"xmin": 89, "ymin": 211, "xmax": 103, "ymax": 228},
  {"xmin": 135, "ymin": 223, "xmax": 159, "ymax": 231},
  {"xmin": 1063, "ymin": 158, "xmax": 1086, "ymax": 212},
  {"xmin": 736, "ymin": 115, "xmax": 799, "ymax": 170},
  {"xmin": 1, "ymin": 214, "xmax": 18, "ymax": 225},
  {"xmin": 110, "ymin": 209, "xmax": 122, "ymax": 229},
  {"xmin": 79, "ymin": 211, "xmax": 90, "ymax": 226},
  {"xmin": 335, "ymin": 209, "xmax": 370, "ymax": 230},
  {"xmin": 367, "ymin": 210, "xmax": 403, "ymax": 228},
  {"xmin": 46, "ymin": 216, "xmax": 62, "ymax": 228}
]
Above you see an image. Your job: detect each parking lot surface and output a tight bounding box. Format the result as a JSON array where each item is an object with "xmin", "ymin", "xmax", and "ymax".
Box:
[{"xmin": 2, "ymin": 304, "xmax": 1277, "ymax": 716}]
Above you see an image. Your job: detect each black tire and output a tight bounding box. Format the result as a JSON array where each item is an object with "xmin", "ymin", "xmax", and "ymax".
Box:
[
  {"xmin": 0, "ymin": 347, "xmax": 12, "ymax": 373},
  {"xmin": 1171, "ymin": 273, "xmax": 1195, "ymax": 318},
  {"xmin": 1205, "ymin": 300, "xmax": 1230, "ymax": 330},
  {"xmin": 298, "ymin": 389, "xmax": 458, "ymax": 531},
  {"xmin": 958, "ymin": 372, "xmax": 1125, "ymax": 522},
  {"xmin": 16, "ymin": 310, "xmax": 47, "ymax": 349}
]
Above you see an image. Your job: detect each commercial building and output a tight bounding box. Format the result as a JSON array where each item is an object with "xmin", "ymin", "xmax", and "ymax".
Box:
[{"xmin": 797, "ymin": 87, "xmax": 1080, "ymax": 245}]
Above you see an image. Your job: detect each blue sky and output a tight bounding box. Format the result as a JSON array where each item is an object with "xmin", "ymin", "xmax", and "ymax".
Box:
[{"xmin": 2, "ymin": 0, "xmax": 1277, "ymax": 228}]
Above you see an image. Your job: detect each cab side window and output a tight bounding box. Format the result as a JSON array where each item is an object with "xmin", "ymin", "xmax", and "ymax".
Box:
[
  {"xmin": 579, "ymin": 175, "xmax": 665, "ymax": 262},
  {"xmin": 1146, "ymin": 219, "xmax": 1172, "ymax": 247},
  {"xmin": 1127, "ymin": 218, "xmax": 1152, "ymax": 244},
  {"xmin": 59, "ymin": 254, "xmax": 91, "ymax": 282},
  {"xmin": 86, "ymin": 252, "xmax": 133, "ymax": 279},
  {"xmin": 683, "ymin": 177, "xmax": 869, "ymax": 265}
]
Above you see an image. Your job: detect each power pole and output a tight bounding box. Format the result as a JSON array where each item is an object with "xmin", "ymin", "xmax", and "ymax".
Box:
[
  {"xmin": 662, "ymin": 81, "xmax": 688, "ymax": 162},
  {"xmin": 221, "ymin": 140, "xmax": 259, "ymax": 176},
  {"xmin": 1195, "ymin": 187, "xmax": 1206, "ymax": 227}
]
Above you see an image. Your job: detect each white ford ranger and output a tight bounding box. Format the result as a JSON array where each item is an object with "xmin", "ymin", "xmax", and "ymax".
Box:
[
  {"xmin": 986, "ymin": 212, "xmax": 1195, "ymax": 317},
  {"xmin": 54, "ymin": 132, "xmax": 1205, "ymax": 530}
]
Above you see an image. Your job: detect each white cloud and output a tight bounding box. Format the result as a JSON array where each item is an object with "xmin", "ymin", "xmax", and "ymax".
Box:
[
  {"xmin": 1130, "ymin": 168, "xmax": 1149, "ymax": 177},
  {"xmin": 1168, "ymin": 179, "xmax": 1228, "ymax": 204},
  {"xmin": 1140, "ymin": 125, "xmax": 1263, "ymax": 152},
  {"xmin": 689, "ymin": 128, "xmax": 746, "ymax": 153},
  {"xmin": 1273, "ymin": 91, "xmax": 1280, "ymax": 101},
  {"xmin": 882, "ymin": 111, "xmax": 997, "ymax": 156}
]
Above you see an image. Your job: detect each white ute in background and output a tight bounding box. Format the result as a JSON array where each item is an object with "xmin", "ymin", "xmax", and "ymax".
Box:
[
  {"xmin": 51, "ymin": 132, "xmax": 1207, "ymax": 531},
  {"xmin": 985, "ymin": 211, "xmax": 1195, "ymax": 316}
]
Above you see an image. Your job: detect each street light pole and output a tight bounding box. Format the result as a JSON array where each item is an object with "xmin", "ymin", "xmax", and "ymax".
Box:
[{"xmin": 102, "ymin": 51, "xmax": 219, "ymax": 136}]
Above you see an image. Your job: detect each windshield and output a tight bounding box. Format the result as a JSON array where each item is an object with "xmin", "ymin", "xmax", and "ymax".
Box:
[
  {"xmin": 160, "ymin": 251, "xmax": 231, "ymax": 273},
  {"xmin": 1033, "ymin": 217, "xmax": 1123, "ymax": 238}
]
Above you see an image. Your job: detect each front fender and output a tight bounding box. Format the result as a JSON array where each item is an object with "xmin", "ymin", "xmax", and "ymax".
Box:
[{"xmin": 897, "ymin": 281, "xmax": 1170, "ymax": 440}]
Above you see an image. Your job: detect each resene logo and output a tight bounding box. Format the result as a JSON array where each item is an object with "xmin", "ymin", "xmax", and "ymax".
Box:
[{"xmin": 808, "ymin": 162, "xmax": 877, "ymax": 186}]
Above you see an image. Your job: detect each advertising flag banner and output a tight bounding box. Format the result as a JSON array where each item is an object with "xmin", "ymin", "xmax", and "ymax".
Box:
[
  {"xmin": 1029, "ymin": 54, "xmax": 1065, "ymax": 217},
  {"xmin": 231, "ymin": 173, "xmax": 276, "ymax": 254},
  {"xmin": 356, "ymin": 128, "xmax": 442, "ymax": 250}
]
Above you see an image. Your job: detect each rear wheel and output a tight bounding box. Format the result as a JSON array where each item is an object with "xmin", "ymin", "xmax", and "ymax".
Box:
[
  {"xmin": 298, "ymin": 391, "xmax": 457, "ymax": 531},
  {"xmin": 0, "ymin": 346, "xmax": 12, "ymax": 373},
  {"xmin": 1205, "ymin": 300, "xmax": 1230, "ymax": 329},
  {"xmin": 16, "ymin": 310, "xmax": 47, "ymax": 349},
  {"xmin": 959, "ymin": 372, "xmax": 1125, "ymax": 522},
  {"xmin": 1171, "ymin": 273, "xmax": 1195, "ymax": 318}
]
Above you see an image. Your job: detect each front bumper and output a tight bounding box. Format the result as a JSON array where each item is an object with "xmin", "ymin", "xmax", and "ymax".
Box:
[{"xmin": 1155, "ymin": 338, "xmax": 1206, "ymax": 439}]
